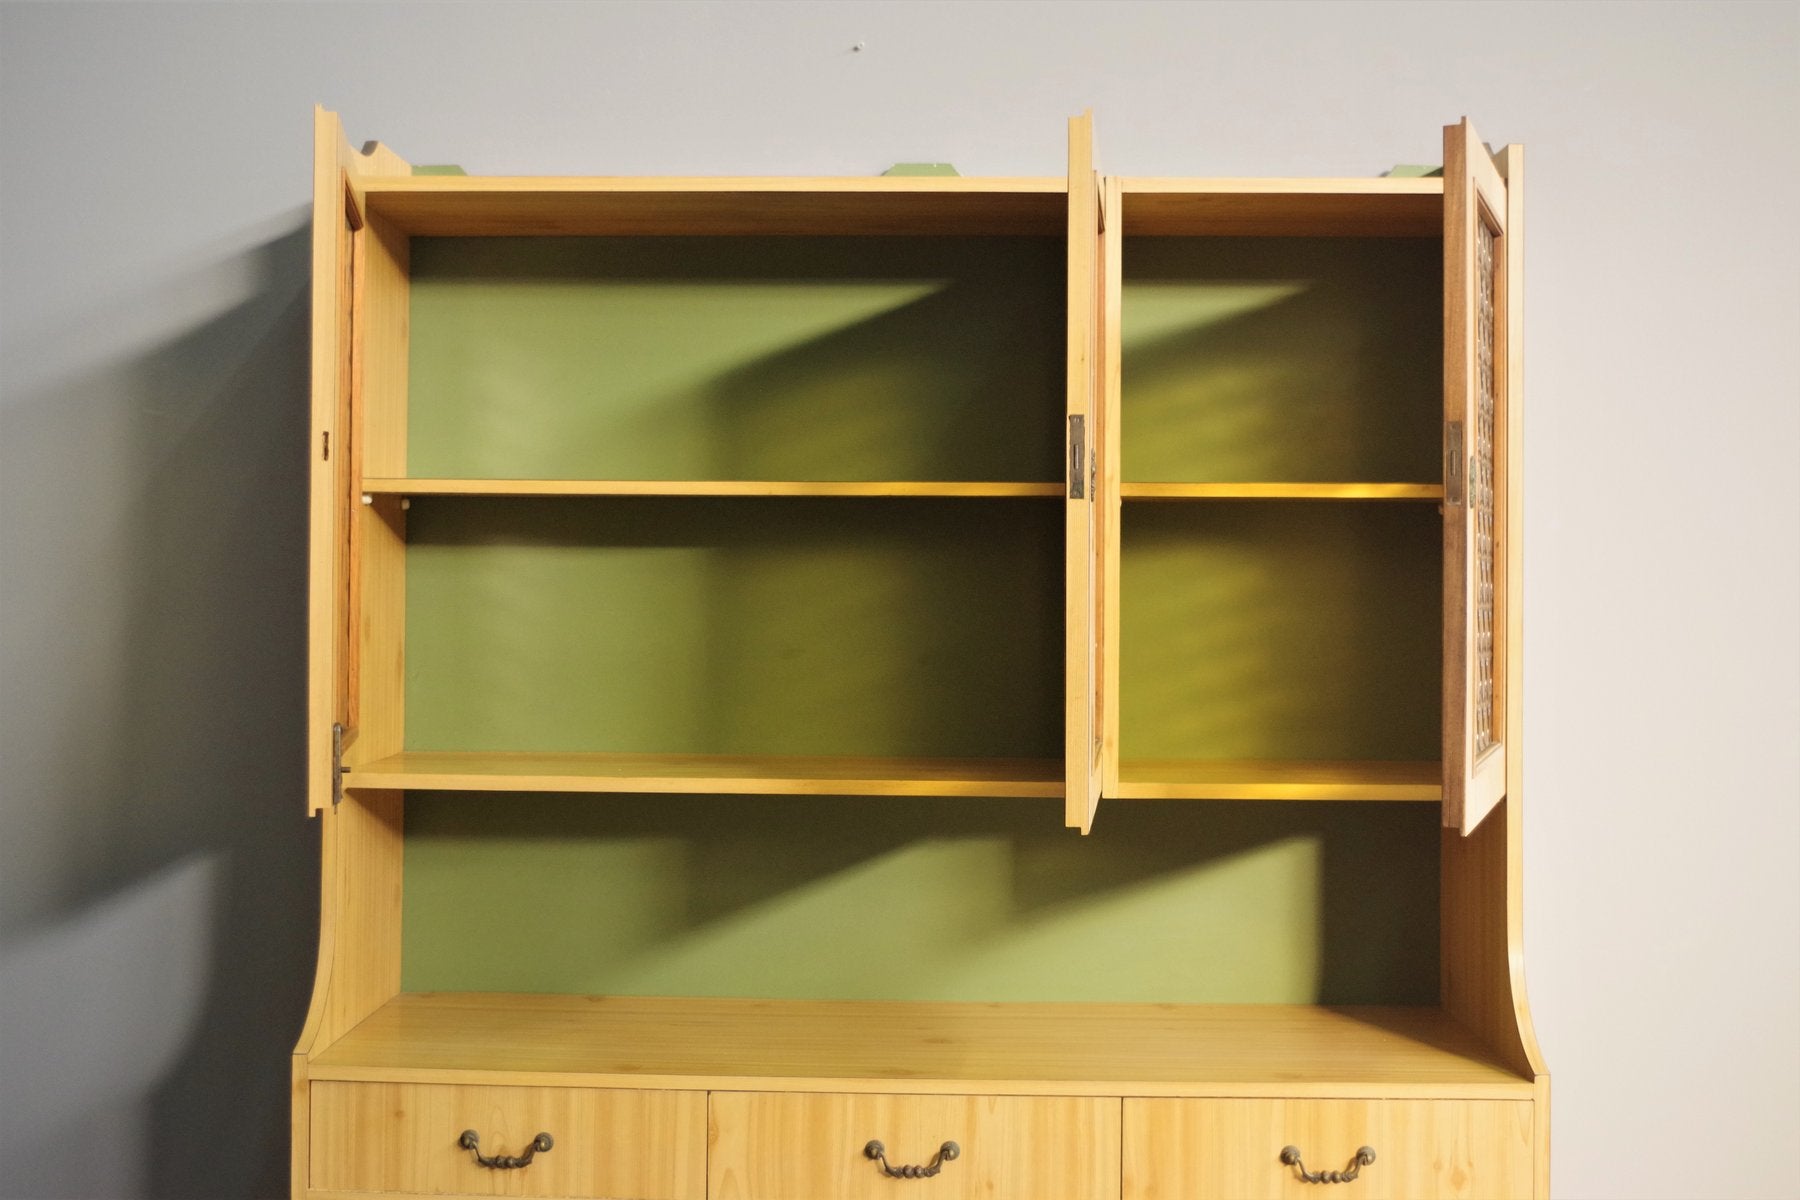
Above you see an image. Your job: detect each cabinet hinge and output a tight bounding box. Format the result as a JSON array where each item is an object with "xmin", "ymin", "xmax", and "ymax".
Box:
[
  {"xmin": 331, "ymin": 722, "xmax": 345, "ymax": 809},
  {"xmin": 1068, "ymin": 415, "xmax": 1086, "ymax": 500},
  {"xmin": 1444, "ymin": 421, "xmax": 1464, "ymax": 505}
]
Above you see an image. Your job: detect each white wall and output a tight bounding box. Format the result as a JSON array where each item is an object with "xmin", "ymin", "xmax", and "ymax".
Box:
[{"xmin": 2, "ymin": 3, "xmax": 1795, "ymax": 1197}]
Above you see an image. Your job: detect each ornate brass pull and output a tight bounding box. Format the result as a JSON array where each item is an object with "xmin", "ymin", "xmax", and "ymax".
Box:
[
  {"xmin": 864, "ymin": 1139, "xmax": 960, "ymax": 1179},
  {"xmin": 1281, "ymin": 1144, "xmax": 1375, "ymax": 1184},
  {"xmin": 459, "ymin": 1129, "xmax": 553, "ymax": 1169}
]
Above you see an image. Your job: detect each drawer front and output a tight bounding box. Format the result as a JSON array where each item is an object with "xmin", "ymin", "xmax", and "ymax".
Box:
[
  {"xmin": 310, "ymin": 1081, "xmax": 706, "ymax": 1198},
  {"xmin": 1122, "ymin": 1098, "xmax": 1533, "ymax": 1200},
  {"xmin": 709, "ymin": 1091, "xmax": 1121, "ymax": 1200}
]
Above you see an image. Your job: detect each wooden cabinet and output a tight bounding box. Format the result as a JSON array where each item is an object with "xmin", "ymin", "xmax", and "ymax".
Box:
[{"xmin": 292, "ymin": 108, "xmax": 1546, "ymax": 1199}]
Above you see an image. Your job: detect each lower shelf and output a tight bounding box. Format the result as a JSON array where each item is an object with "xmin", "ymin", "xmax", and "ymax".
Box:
[
  {"xmin": 1116, "ymin": 760, "xmax": 1442, "ymax": 801},
  {"xmin": 341, "ymin": 753, "xmax": 1440, "ymax": 802},
  {"xmin": 342, "ymin": 751, "xmax": 1063, "ymax": 798},
  {"xmin": 308, "ymin": 993, "xmax": 1531, "ymax": 1100}
]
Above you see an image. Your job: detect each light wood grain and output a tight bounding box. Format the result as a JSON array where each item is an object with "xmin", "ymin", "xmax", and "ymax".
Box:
[
  {"xmin": 318, "ymin": 793, "xmax": 404, "ymax": 1049},
  {"xmin": 1122, "ymin": 1097, "xmax": 1533, "ymax": 1199},
  {"xmin": 1066, "ymin": 110, "xmax": 1101, "ymax": 832},
  {"xmin": 361, "ymin": 478, "xmax": 1063, "ymax": 498},
  {"xmin": 1439, "ymin": 142, "xmax": 1549, "ymax": 1166},
  {"xmin": 310, "ymin": 1081, "xmax": 704, "ymax": 1198},
  {"xmin": 364, "ymin": 176, "xmax": 1066, "ymax": 236},
  {"xmin": 309, "ymin": 107, "xmax": 411, "ymax": 815},
  {"xmin": 1118, "ymin": 178, "xmax": 1442, "ymax": 237},
  {"xmin": 342, "ymin": 751, "xmax": 1062, "ymax": 798},
  {"xmin": 309, "ymin": 994, "xmax": 1532, "ymax": 1098},
  {"xmin": 1101, "ymin": 176, "xmax": 1124, "ymax": 801},
  {"xmin": 346, "ymin": 498, "xmax": 404, "ymax": 772},
  {"xmin": 1442, "ymin": 118, "xmax": 1510, "ymax": 835},
  {"xmin": 1121, "ymin": 482, "xmax": 1444, "ymax": 501},
  {"xmin": 358, "ymin": 215, "xmax": 408, "ymax": 478},
  {"xmin": 710, "ymin": 1091, "xmax": 1119, "ymax": 1200},
  {"xmin": 1115, "ymin": 760, "xmax": 1441, "ymax": 801},
  {"xmin": 307, "ymin": 107, "xmax": 349, "ymax": 815},
  {"xmin": 290, "ymin": 1056, "xmax": 311, "ymax": 1200}
]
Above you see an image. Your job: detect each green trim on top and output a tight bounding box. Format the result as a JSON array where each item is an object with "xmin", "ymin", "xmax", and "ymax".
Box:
[
  {"xmin": 882, "ymin": 163, "xmax": 961, "ymax": 176},
  {"xmin": 411, "ymin": 164, "xmax": 468, "ymax": 176}
]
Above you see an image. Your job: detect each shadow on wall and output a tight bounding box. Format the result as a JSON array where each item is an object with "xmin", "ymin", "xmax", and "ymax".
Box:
[{"xmin": 0, "ymin": 225, "xmax": 315, "ymax": 1199}]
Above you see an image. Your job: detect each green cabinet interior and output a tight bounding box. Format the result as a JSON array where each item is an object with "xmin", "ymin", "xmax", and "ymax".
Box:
[
  {"xmin": 1119, "ymin": 237, "xmax": 1441, "ymax": 484},
  {"xmin": 407, "ymin": 236, "xmax": 1065, "ymax": 482},
  {"xmin": 394, "ymin": 230, "xmax": 1442, "ymax": 1009}
]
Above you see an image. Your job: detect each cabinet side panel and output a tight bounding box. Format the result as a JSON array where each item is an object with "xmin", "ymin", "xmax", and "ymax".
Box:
[
  {"xmin": 319, "ymin": 791, "xmax": 404, "ymax": 1048},
  {"xmin": 1440, "ymin": 144, "xmax": 1543, "ymax": 1083},
  {"xmin": 360, "ymin": 215, "xmax": 409, "ymax": 478}
]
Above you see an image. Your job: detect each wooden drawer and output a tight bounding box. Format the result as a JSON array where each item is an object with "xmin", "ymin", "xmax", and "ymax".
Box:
[
  {"xmin": 309, "ymin": 1081, "xmax": 706, "ymax": 1198},
  {"xmin": 1122, "ymin": 1098, "xmax": 1533, "ymax": 1200},
  {"xmin": 708, "ymin": 1091, "xmax": 1121, "ymax": 1200}
]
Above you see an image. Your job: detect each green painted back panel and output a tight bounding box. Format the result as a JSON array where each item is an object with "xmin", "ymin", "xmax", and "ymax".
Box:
[
  {"xmin": 404, "ymin": 497, "xmax": 1062, "ymax": 757},
  {"xmin": 403, "ymin": 794, "xmax": 1438, "ymax": 1004},
  {"xmin": 1122, "ymin": 238, "xmax": 1442, "ymax": 483},
  {"xmin": 1121, "ymin": 502, "xmax": 1440, "ymax": 761},
  {"xmin": 397, "ymin": 233, "xmax": 1442, "ymax": 1009},
  {"xmin": 407, "ymin": 237, "xmax": 1064, "ymax": 482}
]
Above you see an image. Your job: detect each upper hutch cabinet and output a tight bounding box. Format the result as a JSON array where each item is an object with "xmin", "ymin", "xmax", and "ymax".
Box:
[{"xmin": 294, "ymin": 109, "xmax": 1546, "ymax": 1200}]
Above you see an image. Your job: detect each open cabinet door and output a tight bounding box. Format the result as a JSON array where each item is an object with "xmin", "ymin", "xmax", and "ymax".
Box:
[
  {"xmin": 308, "ymin": 109, "xmax": 410, "ymax": 813},
  {"xmin": 308, "ymin": 107, "xmax": 363, "ymax": 814},
  {"xmin": 1065, "ymin": 112, "xmax": 1102, "ymax": 832},
  {"xmin": 1443, "ymin": 118, "xmax": 1510, "ymax": 835}
]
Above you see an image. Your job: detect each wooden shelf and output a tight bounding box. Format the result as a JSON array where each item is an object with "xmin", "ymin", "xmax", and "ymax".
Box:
[
  {"xmin": 1118, "ymin": 178, "xmax": 1443, "ymax": 237},
  {"xmin": 309, "ymin": 993, "xmax": 1532, "ymax": 1100},
  {"xmin": 1120, "ymin": 483, "xmax": 1443, "ymax": 502},
  {"xmin": 363, "ymin": 478, "xmax": 1064, "ymax": 499},
  {"xmin": 362, "ymin": 176, "xmax": 1067, "ymax": 236},
  {"xmin": 1115, "ymin": 760, "xmax": 1441, "ymax": 801},
  {"xmin": 342, "ymin": 751, "xmax": 1064, "ymax": 798}
]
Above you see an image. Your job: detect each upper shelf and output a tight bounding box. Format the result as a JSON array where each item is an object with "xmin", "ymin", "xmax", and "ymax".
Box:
[
  {"xmin": 1120, "ymin": 483, "xmax": 1443, "ymax": 502},
  {"xmin": 1117, "ymin": 178, "xmax": 1443, "ymax": 237},
  {"xmin": 363, "ymin": 478, "xmax": 1064, "ymax": 499},
  {"xmin": 363, "ymin": 176, "xmax": 1068, "ymax": 236}
]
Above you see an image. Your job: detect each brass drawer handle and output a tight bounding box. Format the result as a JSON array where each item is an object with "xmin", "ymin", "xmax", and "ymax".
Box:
[
  {"xmin": 1281, "ymin": 1144, "xmax": 1375, "ymax": 1184},
  {"xmin": 459, "ymin": 1129, "xmax": 553, "ymax": 1169},
  {"xmin": 864, "ymin": 1139, "xmax": 961, "ymax": 1179}
]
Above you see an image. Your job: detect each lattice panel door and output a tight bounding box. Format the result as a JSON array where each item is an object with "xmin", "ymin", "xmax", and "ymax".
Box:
[{"xmin": 1442, "ymin": 118, "xmax": 1510, "ymax": 835}]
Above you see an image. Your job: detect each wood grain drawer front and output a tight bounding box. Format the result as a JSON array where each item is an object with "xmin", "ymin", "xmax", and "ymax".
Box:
[
  {"xmin": 309, "ymin": 1081, "xmax": 706, "ymax": 1198},
  {"xmin": 1121, "ymin": 1099, "xmax": 1533, "ymax": 1200},
  {"xmin": 708, "ymin": 1092, "xmax": 1121, "ymax": 1200}
]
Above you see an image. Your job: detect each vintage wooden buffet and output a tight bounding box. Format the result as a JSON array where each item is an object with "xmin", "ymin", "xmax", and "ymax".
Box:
[{"xmin": 292, "ymin": 107, "xmax": 1547, "ymax": 1199}]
